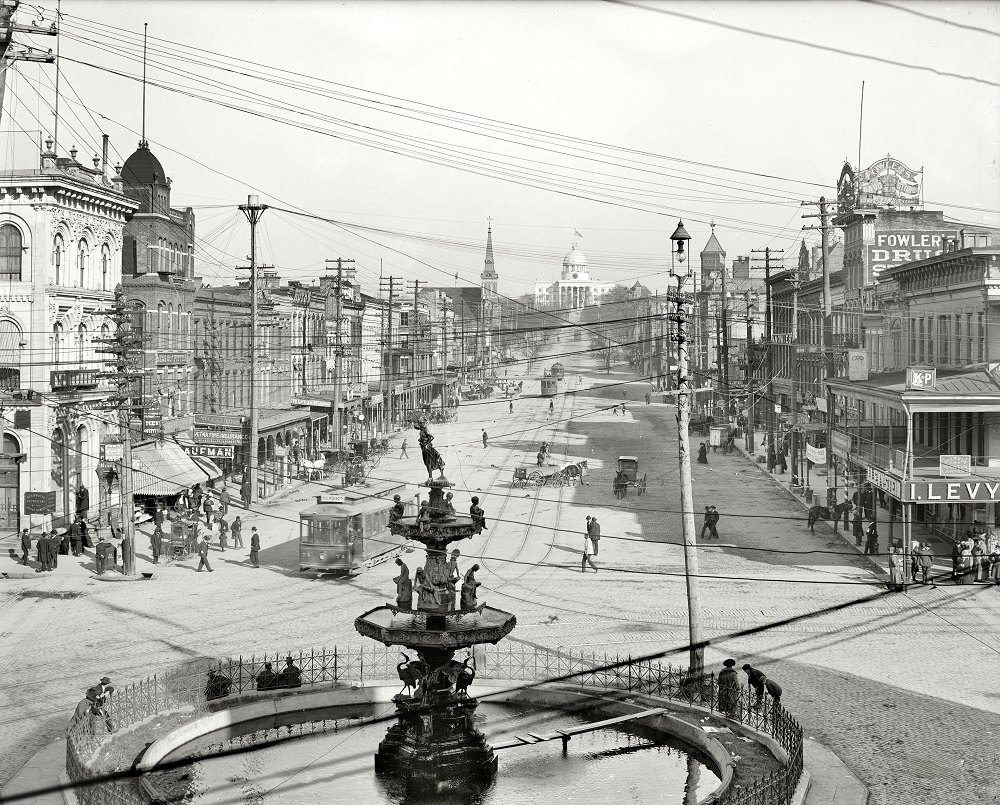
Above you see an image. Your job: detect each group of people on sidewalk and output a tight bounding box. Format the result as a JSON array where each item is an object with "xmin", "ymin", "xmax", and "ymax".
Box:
[{"xmin": 72, "ymin": 675, "xmax": 115, "ymax": 735}]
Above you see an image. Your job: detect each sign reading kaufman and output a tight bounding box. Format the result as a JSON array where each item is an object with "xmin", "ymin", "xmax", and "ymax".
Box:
[
  {"xmin": 868, "ymin": 230, "xmax": 956, "ymax": 277},
  {"xmin": 182, "ymin": 445, "xmax": 234, "ymax": 459}
]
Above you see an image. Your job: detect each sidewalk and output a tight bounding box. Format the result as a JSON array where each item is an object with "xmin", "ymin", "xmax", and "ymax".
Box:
[{"xmin": 731, "ymin": 434, "xmax": 961, "ymax": 583}]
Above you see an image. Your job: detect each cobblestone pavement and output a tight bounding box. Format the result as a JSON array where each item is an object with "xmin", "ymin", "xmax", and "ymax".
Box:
[{"xmin": 2, "ymin": 347, "xmax": 999, "ymax": 804}]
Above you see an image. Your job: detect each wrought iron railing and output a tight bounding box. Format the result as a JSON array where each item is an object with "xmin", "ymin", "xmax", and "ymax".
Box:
[{"xmin": 66, "ymin": 645, "xmax": 802, "ymax": 805}]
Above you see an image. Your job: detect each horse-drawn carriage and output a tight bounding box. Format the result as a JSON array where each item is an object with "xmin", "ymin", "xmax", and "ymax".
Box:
[
  {"xmin": 513, "ymin": 460, "xmax": 588, "ymax": 489},
  {"xmin": 613, "ymin": 456, "xmax": 646, "ymax": 498}
]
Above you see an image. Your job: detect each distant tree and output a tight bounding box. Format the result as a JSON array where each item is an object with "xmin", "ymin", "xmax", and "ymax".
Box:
[{"xmin": 602, "ymin": 285, "xmax": 631, "ymax": 304}]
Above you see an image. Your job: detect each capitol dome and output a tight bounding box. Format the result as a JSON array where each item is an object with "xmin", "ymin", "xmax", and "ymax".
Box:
[{"xmin": 563, "ymin": 247, "xmax": 587, "ymax": 268}]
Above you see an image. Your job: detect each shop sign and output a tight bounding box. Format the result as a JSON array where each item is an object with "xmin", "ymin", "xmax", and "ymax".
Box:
[
  {"xmin": 907, "ymin": 479, "xmax": 1000, "ymax": 503},
  {"xmin": 906, "ymin": 367, "xmax": 936, "ymax": 390},
  {"xmin": 368, "ymin": 393, "xmax": 383, "ymax": 406},
  {"xmin": 831, "ymin": 431, "xmax": 852, "ymax": 455},
  {"xmin": 193, "ymin": 429, "xmax": 244, "ymax": 445},
  {"xmin": 194, "ymin": 414, "xmax": 244, "ymax": 430},
  {"xmin": 182, "ymin": 445, "xmax": 234, "ymax": 459},
  {"xmin": 939, "ymin": 455, "xmax": 971, "ymax": 477},
  {"xmin": 24, "ymin": 490, "xmax": 57, "ymax": 515},
  {"xmin": 104, "ymin": 443, "xmax": 124, "ymax": 461},
  {"xmin": 155, "ymin": 351, "xmax": 190, "ymax": 366},
  {"xmin": 816, "ymin": 397, "xmax": 828, "ymax": 413},
  {"xmin": 318, "ymin": 493, "xmax": 345, "ymax": 504},
  {"xmin": 867, "ymin": 467, "xmax": 902, "ymax": 499},
  {"xmin": 805, "ymin": 443, "xmax": 826, "ymax": 465},
  {"xmin": 868, "ymin": 230, "xmax": 954, "ymax": 277},
  {"xmin": 856, "ymin": 156, "xmax": 922, "ymax": 210}
]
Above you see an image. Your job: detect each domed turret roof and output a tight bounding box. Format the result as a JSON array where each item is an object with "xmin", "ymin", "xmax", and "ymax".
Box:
[
  {"xmin": 563, "ymin": 246, "xmax": 587, "ymax": 267},
  {"xmin": 120, "ymin": 142, "xmax": 167, "ymax": 187}
]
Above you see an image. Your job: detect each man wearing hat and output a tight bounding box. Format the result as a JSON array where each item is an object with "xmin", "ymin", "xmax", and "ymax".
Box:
[
  {"xmin": 95, "ymin": 536, "xmax": 110, "ymax": 575},
  {"xmin": 587, "ymin": 516, "xmax": 601, "ymax": 555},
  {"xmin": 718, "ymin": 659, "xmax": 740, "ymax": 716},
  {"xmin": 700, "ymin": 506, "xmax": 720, "ymax": 540},
  {"xmin": 35, "ymin": 531, "xmax": 48, "ymax": 572},
  {"xmin": 95, "ymin": 676, "xmax": 115, "ymax": 732},
  {"xmin": 74, "ymin": 688, "xmax": 99, "ymax": 725},
  {"xmin": 19, "ymin": 528, "xmax": 31, "ymax": 566},
  {"xmin": 249, "ymin": 526, "xmax": 260, "ymax": 568}
]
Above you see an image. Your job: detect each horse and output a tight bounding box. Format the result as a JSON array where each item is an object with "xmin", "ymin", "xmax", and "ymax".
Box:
[
  {"xmin": 613, "ymin": 470, "xmax": 628, "ymax": 499},
  {"xmin": 563, "ymin": 460, "xmax": 589, "ymax": 486},
  {"xmin": 806, "ymin": 501, "xmax": 852, "ymax": 535}
]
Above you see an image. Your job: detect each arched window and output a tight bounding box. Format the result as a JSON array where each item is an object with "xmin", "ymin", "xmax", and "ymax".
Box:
[
  {"xmin": 101, "ymin": 244, "xmax": 111, "ymax": 291},
  {"xmin": 52, "ymin": 322, "xmax": 64, "ymax": 364},
  {"xmin": 0, "ymin": 224, "xmax": 23, "ymax": 278},
  {"xmin": 77, "ymin": 239, "xmax": 89, "ymax": 288},
  {"xmin": 53, "ymin": 233, "xmax": 65, "ymax": 285},
  {"xmin": 77, "ymin": 323, "xmax": 88, "ymax": 367},
  {"xmin": 0, "ymin": 319, "xmax": 23, "ymax": 388},
  {"xmin": 167, "ymin": 303, "xmax": 174, "ymax": 349},
  {"xmin": 157, "ymin": 302, "xmax": 166, "ymax": 334}
]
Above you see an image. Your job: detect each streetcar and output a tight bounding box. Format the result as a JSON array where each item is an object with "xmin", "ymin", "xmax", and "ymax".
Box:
[
  {"xmin": 298, "ymin": 482, "xmax": 412, "ymax": 575},
  {"xmin": 540, "ymin": 362, "xmax": 568, "ymax": 397}
]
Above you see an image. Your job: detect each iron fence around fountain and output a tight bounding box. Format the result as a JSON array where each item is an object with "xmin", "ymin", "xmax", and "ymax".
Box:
[{"xmin": 66, "ymin": 644, "xmax": 802, "ymax": 805}]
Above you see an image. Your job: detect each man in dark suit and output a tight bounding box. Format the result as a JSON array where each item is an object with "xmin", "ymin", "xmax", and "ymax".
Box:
[
  {"xmin": 19, "ymin": 529, "xmax": 31, "ymax": 565},
  {"xmin": 150, "ymin": 527, "xmax": 162, "ymax": 564},
  {"xmin": 249, "ymin": 527, "xmax": 260, "ymax": 568},
  {"xmin": 76, "ymin": 485, "xmax": 90, "ymax": 522},
  {"xmin": 587, "ymin": 515, "xmax": 601, "ymax": 556},
  {"xmin": 196, "ymin": 536, "xmax": 213, "ymax": 572},
  {"xmin": 95, "ymin": 538, "xmax": 110, "ymax": 575},
  {"xmin": 47, "ymin": 531, "xmax": 59, "ymax": 570},
  {"xmin": 69, "ymin": 519, "xmax": 82, "ymax": 556},
  {"xmin": 35, "ymin": 531, "xmax": 46, "ymax": 571}
]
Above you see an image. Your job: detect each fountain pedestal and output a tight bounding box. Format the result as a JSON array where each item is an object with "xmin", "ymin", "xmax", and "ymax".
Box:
[{"xmin": 354, "ymin": 466, "xmax": 515, "ymax": 793}]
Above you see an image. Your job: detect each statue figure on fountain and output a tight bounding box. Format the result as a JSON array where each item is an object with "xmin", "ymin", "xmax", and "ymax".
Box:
[
  {"xmin": 461, "ymin": 564, "xmax": 482, "ymax": 610},
  {"xmin": 393, "ymin": 558, "xmax": 412, "ymax": 610},
  {"xmin": 416, "ymin": 421, "xmax": 446, "ymax": 481}
]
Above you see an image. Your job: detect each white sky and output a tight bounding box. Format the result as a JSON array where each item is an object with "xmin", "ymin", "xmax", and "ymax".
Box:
[{"xmin": 2, "ymin": 0, "xmax": 998, "ymax": 299}]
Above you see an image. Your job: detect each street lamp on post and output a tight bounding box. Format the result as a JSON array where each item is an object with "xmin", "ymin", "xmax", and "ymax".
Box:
[{"xmin": 669, "ymin": 221, "xmax": 706, "ymax": 682}]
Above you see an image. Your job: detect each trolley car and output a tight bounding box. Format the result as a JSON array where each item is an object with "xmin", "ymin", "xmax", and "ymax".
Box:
[
  {"xmin": 540, "ymin": 362, "xmax": 568, "ymax": 397},
  {"xmin": 298, "ymin": 482, "xmax": 411, "ymax": 575}
]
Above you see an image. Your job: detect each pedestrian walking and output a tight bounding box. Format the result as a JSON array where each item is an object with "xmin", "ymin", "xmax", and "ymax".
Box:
[
  {"xmin": 852, "ymin": 505, "xmax": 864, "ymax": 546},
  {"xmin": 150, "ymin": 527, "xmax": 162, "ymax": 564},
  {"xmin": 399, "ymin": 439, "xmax": 409, "ymax": 459},
  {"xmin": 231, "ymin": 516, "xmax": 244, "ymax": 548},
  {"xmin": 203, "ymin": 495, "xmax": 215, "ymax": 527},
  {"xmin": 549, "ymin": 400, "xmax": 554, "ymax": 416},
  {"xmin": 586, "ymin": 515, "xmax": 601, "ymax": 556},
  {"xmin": 19, "ymin": 528, "xmax": 30, "ymax": 565},
  {"xmin": 581, "ymin": 531, "xmax": 598, "ymax": 572},
  {"xmin": 718, "ymin": 659, "xmax": 740, "ymax": 717},
  {"xmin": 249, "ymin": 526, "xmax": 260, "ymax": 567},
  {"xmin": 509, "ymin": 400, "xmax": 514, "ymax": 414},
  {"xmin": 482, "ymin": 430, "xmax": 488, "ymax": 448},
  {"xmin": 240, "ymin": 479, "xmax": 252, "ymax": 509},
  {"xmin": 776, "ymin": 449, "xmax": 787, "ymax": 474},
  {"xmin": 766, "ymin": 445, "xmax": 776, "ymax": 472},
  {"xmin": 697, "ymin": 442, "xmax": 708, "ymax": 464},
  {"xmin": 218, "ymin": 517, "xmax": 229, "ymax": 551},
  {"xmin": 196, "ymin": 536, "xmax": 213, "ymax": 572},
  {"xmin": 191, "ymin": 483, "xmax": 203, "ymax": 513},
  {"xmin": 219, "ymin": 488, "xmax": 231, "ymax": 517}
]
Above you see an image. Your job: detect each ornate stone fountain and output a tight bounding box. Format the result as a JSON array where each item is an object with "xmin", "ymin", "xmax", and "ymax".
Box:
[{"xmin": 354, "ymin": 420, "xmax": 516, "ymax": 792}]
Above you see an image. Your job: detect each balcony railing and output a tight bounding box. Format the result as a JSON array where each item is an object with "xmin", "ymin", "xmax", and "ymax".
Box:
[{"xmin": 50, "ymin": 369, "xmax": 99, "ymax": 391}]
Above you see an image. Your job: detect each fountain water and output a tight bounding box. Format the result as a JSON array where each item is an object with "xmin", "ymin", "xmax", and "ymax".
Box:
[{"xmin": 353, "ymin": 421, "xmax": 516, "ymax": 792}]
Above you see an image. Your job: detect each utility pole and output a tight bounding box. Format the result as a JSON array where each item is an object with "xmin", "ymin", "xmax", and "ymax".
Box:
[
  {"xmin": 237, "ymin": 195, "xmax": 267, "ymax": 506},
  {"xmin": 440, "ymin": 294, "xmax": 450, "ymax": 414},
  {"xmin": 96, "ymin": 287, "xmax": 143, "ymax": 576},
  {"xmin": 0, "ymin": 3, "xmax": 56, "ymax": 129},
  {"xmin": 380, "ymin": 276, "xmax": 403, "ymax": 426},
  {"xmin": 751, "ymin": 248, "xmax": 782, "ymax": 453},
  {"xmin": 718, "ymin": 264, "xmax": 730, "ymax": 423},
  {"xmin": 411, "ymin": 279, "xmax": 421, "ymax": 381},
  {"xmin": 326, "ymin": 258, "xmax": 355, "ymax": 451}
]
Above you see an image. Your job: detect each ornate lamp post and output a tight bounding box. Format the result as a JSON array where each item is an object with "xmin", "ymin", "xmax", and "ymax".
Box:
[{"xmin": 669, "ymin": 221, "xmax": 705, "ymax": 679}]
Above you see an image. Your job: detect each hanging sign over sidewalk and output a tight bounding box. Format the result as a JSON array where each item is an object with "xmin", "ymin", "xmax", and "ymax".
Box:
[{"xmin": 805, "ymin": 443, "xmax": 826, "ymax": 465}]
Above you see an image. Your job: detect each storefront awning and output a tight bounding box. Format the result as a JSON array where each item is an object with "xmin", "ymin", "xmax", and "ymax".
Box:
[
  {"xmin": 191, "ymin": 455, "xmax": 223, "ymax": 482},
  {"xmin": 131, "ymin": 440, "xmax": 208, "ymax": 496}
]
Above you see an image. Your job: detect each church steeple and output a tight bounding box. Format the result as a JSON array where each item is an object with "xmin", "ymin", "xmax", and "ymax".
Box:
[
  {"xmin": 481, "ymin": 221, "xmax": 498, "ymax": 296},
  {"xmin": 699, "ymin": 220, "xmax": 726, "ymax": 291}
]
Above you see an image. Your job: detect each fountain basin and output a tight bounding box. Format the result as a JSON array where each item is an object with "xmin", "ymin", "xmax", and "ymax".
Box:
[
  {"xmin": 355, "ymin": 605, "xmax": 516, "ymax": 649},
  {"xmin": 138, "ymin": 682, "xmax": 730, "ymax": 804}
]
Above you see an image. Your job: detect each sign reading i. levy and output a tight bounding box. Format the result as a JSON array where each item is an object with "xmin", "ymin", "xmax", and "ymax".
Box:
[{"xmin": 907, "ymin": 479, "xmax": 1000, "ymax": 503}]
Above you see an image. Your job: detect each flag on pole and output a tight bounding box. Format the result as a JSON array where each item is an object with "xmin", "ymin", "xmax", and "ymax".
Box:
[{"xmin": 574, "ymin": 229, "xmax": 583, "ymax": 239}]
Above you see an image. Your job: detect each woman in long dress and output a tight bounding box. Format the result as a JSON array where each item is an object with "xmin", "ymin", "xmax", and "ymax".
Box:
[{"xmin": 888, "ymin": 547, "xmax": 903, "ymax": 589}]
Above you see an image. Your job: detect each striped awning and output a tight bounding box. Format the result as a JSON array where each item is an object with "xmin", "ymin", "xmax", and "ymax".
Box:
[
  {"xmin": 131, "ymin": 440, "xmax": 208, "ymax": 496},
  {"xmin": 191, "ymin": 455, "xmax": 223, "ymax": 482}
]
